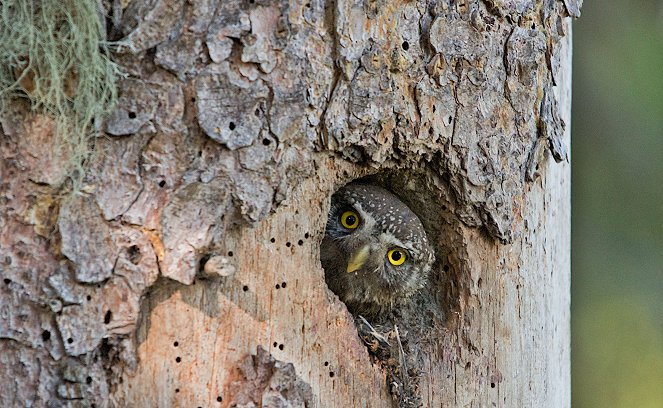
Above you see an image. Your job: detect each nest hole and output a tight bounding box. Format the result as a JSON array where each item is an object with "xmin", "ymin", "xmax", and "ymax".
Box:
[
  {"xmin": 319, "ymin": 172, "xmax": 472, "ymax": 407},
  {"xmin": 321, "ymin": 172, "xmax": 470, "ymax": 331}
]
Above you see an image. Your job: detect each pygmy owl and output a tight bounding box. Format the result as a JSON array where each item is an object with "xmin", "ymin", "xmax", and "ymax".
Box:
[{"xmin": 321, "ymin": 183, "xmax": 434, "ymax": 315}]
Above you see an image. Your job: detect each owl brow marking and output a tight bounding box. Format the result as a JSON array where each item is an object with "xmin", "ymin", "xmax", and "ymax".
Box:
[
  {"xmin": 353, "ymin": 204, "xmax": 377, "ymax": 231},
  {"xmin": 381, "ymin": 232, "xmax": 415, "ymax": 254}
]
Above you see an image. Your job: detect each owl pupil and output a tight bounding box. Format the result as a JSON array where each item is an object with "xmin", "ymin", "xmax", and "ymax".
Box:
[
  {"xmin": 392, "ymin": 251, "xmax": 402, "ymax": 261},
  {"xmin": 346, "ymin": 215, "xmax": 356, "ymax": 225}
]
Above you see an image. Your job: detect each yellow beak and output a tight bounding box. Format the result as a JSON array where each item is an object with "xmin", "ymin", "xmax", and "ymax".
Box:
[{"xmin": 346, "ymin": 245, "xmax": 370, "ymax": 273}]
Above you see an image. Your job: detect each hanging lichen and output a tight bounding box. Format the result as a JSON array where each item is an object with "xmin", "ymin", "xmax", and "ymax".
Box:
[{"xmin": 0, "ymin": 0, "xmax": 120, "ymax": 188}]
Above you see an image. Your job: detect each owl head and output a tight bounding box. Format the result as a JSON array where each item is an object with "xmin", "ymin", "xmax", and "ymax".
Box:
[{"xmin": 321, "ymin": 183, "xmax": 435, "ymax": 315}]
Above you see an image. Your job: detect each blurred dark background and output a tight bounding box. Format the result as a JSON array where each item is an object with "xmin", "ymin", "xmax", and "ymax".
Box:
[{"xmin": 572, "ymin": 0, "xmax": 663, "ymax": 406}]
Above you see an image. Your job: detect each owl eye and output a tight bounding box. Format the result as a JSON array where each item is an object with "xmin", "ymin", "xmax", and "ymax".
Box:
[
  {"xmin": 387, "ymin": 249, "xmax": 407, "ymax": 266},
  {"xmin": 340, "ymin": 210, "xmax": 360, "ymax": 229}
]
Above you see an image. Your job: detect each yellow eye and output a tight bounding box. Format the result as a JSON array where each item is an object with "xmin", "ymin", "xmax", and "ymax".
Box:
[
  {"xmin": 387, "ymin": 249, "xmax": 407, "ymax": 266},
  {"xmin": 340, "ymin": 211, "xmax": 360, "ymax": 229}
]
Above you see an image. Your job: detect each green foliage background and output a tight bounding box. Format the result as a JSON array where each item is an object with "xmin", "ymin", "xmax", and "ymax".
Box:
[{"xmin": 572, "ymin": 0, "xmax": 663, "ymax": 406}]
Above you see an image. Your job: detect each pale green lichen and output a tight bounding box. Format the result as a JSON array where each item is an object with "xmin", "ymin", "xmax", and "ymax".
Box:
[{"xmin": 0, "ymin": 0, "xmax": 120, "ymax": 188}]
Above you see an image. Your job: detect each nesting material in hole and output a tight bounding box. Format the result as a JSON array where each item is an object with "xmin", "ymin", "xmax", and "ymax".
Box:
[{"xmin": 320, "ymin": 174, "xmax": 471, "ymax": 408}]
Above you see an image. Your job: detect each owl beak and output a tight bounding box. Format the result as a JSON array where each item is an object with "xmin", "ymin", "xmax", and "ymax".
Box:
[{"xmin": 346, "ymin": 245, "xmax": 370, "ymax": 273}]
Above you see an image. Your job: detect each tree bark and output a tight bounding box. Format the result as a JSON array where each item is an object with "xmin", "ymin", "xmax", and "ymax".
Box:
[{"xmin": 0, "ymin": 0, "xmax": 575, "ymax": 406}]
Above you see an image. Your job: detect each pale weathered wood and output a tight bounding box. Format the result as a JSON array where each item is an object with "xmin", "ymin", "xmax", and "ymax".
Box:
[{"xmin": 0, "ymin": 0, "xmax": 574, "ymax": 406}]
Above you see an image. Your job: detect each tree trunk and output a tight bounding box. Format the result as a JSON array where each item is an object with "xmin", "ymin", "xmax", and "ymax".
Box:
[{"xmin": 0, "ymin": 0, "xmax": 575, "ymax": 406}]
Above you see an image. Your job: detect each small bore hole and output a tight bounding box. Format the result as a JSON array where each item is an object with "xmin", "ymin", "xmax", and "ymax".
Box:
[
  {"xmin": 281, "ymin": 282, "xmax": 286, "ymax": 288},
  {"xmin": 324, "ymin": 361, "xmax": 329, "ymax": 366},
  {"xmin": 175, "ymin": 388, "xmax": 180, "ymax": 393},
  {"xmin": 297, "ymin": 240, "xmax": 304, "ymax": 246},
  {"xmin": 491, "ymin": 382, "xmax": 496, "ymax": 388},
  {"xmin": 329, "ymin": 372, "xmax": 335, "ymax": 378},
  {"xmin": 67, "ymin": 338, "xmax": 73, "ymax": 344},
  {"xmin": 227, "ymin": 251, "xmax": 234, "ymax": 257},
  {"xmin": 127, "ymin": 245, "xmax": 141, "ymax": 264},
  {"xmin": 270, "ymin": 237, "xmax": 276, "ymax": 243},
  {"xmin": 229, "ymin": 122, "xmax": 236, "ymax": 130},
  {"xmin": 87, "ymin": 295, "xmax": 92, "ymax": 301},
  {"xmin": 304, "ymin": 232, "xmax": 309, "ymax": 239},
  {"xmin": 217, "ymin": 396, "xmax": 223, "ymax": 402},
  {"xmin": 242, "ymin": 285, "xmax": 249, "ymax": 292},
  {"xmin": 104, "ymin": 310, "xmax": 112, "ymax": 324},
  {"xmin": 275, "ymin": 284, "xmax": 280, "ymax": 289},
  {"xmin": 41, "ymin": 330, "xmax": 51, "ymax": 342},
  {"xmin": 128, "ymin": 111, "xmax": 137, "ymax": 119},
  {"xmin": 279, "ymin": 344, "xmax": 284, "ymax": 350},
  {"xmin": 176, "ymin": 357, "xmax": 181, "ymax": 363},
  {"xmin": 286, "ymin": 242, "xmax": 291, "ymax": 247},
  {"xmin": 401, "ymin": 41, "xmax": 409, "ymax": 50},
  {"xmin": 173, "ymin": 341, "xmax": 179, "ymax": 347},
  {"xmin": 262, "ymin": 138, "xmax": 271, "ymax": 146},
  {"xmin": 158, "ymin": 180, "xmax": 166, "ymax": 188},
  {"xmin": 273, "ymin": 342, "xmax": 278, "ymax": 347},
  {"xmin": 3, "ymin": 278, "xmax": 10, "ymax": 284}
]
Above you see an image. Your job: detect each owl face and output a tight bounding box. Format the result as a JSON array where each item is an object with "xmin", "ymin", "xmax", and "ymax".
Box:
[{"xmin": 321, "ymin": 184, "xmax": 434, "ymax": 313}]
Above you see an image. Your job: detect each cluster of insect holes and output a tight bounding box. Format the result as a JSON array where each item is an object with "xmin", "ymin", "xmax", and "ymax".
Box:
[
  {"xmin": 8, "ymin": 272, "xmax": 117, "ymax": 408},
  {"xmin": 24, "ymin": 283, "xmax": 116, "ymax": 349},
  {"xmin": 229, "ymin": 231, "xmax": 340, "ymax": 381},
  {"xmin": 170, "ymin": 339, "xmax": 224, "ymax": 405},
  {"xmin": 236, "ymin": 232, "xmax": 310, "ymax": 293}
]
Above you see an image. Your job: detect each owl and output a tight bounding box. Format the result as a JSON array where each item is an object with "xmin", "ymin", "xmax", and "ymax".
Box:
[{"xmin": 321, "ymin": 183, "xmax": 434, "ymax": 315}]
